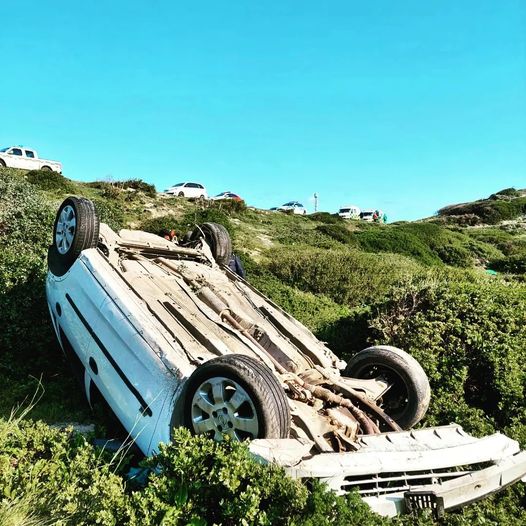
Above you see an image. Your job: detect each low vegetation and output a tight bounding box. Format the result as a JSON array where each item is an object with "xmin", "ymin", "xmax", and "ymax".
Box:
[{"xmin": 0, "ymin": 167, "xmax": 525, "ymax": 524}]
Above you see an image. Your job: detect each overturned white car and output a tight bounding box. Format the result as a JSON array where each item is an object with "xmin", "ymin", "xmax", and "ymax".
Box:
[{"xmin": 46, "ymin": 197, "xmax": 526, "ymax": 518}]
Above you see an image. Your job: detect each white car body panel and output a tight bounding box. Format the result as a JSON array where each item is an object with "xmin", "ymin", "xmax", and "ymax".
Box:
[{"xmin": 0, "ymin": 146, "xmax": 62, "ymax": 172}]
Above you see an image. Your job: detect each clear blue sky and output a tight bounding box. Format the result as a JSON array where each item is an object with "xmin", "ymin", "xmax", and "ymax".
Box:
[{"xmin": 1, "ymin": 1, "xmax": 525, "ymax": 221}]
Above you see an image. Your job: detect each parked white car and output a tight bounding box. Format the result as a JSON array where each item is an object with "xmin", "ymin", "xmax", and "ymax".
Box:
[
  {"xmin": 165, "ymin": 182, "xmax": 207, "ymax": 199},
  {"xmin": 45, "ymin": 197, "xmax": 526, "ymax": 518},
  {"xmin": 277, "ymin": 201, "xmax": 307, "ymax": 215},
  {"xmin": 0, "ymin": 146, "xmax": 62, "ymax": 173},
  {"xmin": 338, "ymin": 205, "xmax": 361, "ymax": 219}
]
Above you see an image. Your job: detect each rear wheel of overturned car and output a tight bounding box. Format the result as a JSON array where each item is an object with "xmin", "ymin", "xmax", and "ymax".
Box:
[
  {"xmin": 345, "ymin": 345, "xmax": 430, "ymax": 429},
  {"xmin": 192, "ymin": 222, "xmax": 232, "ymax": 265},
  {"xmin": 48, "ymin": 197, "xmax": 100, "ymax": 276},
  {"xmin": 184, "ymin": 354, "xmax": 290, "ymax": 441}
]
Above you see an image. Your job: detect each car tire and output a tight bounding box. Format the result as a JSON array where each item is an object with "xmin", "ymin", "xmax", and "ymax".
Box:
[
  {"xmin": 184, "ymin": 354, "xmax": 290, "ymax": 441},
  {"xmin": 41, "ymin": 165, "xmax": 52, "ymax": 171},
  {"xmin": 192, "ymin": 222, "xmax": 232, "ymax": 265},
  {"xmin": 0, "ymin": 159, "xmax": 6, "ymax": 167},
  {"xmin": 48, "ymin": 197, "xmax": 100, "ymax": 277},
  {"xmin": 344, "ymin": 345, "xmax": 430, "ymax": 429},
  {"xmin": 178, "ymin": 191, "xmax": 185, "ymax": 197}
]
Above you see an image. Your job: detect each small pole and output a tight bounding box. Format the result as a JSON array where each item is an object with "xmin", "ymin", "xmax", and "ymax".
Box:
[{"xmin": 314, "ymin": 192, "xmax": 318, "ymax": 212}]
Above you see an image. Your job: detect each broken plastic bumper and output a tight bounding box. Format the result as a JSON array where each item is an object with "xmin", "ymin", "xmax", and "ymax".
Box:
[{"xmin": 250, "ymin": 424, "xmax": 526, "ymax": 517}]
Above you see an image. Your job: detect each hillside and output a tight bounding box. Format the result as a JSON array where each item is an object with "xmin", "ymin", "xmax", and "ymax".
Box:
[{"xmin": 1, "ymin": 167, "xmax": 525, "ymax": 525}]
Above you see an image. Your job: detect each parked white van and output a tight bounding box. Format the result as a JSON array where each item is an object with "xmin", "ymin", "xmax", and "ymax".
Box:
[{"xmin": 338, "ymin": 205, "xmax": 361, "ymax": 219}]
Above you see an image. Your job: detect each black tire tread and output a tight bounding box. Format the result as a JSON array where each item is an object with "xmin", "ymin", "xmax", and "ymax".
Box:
[
  {"xmin": 184, "ymin": 354, "xmax": 290, "ymax": 439},
  {"xmin": 345, "ymin": 345, "xmax": 430, "ymax": 429},
  {"xmin": 48, "ymin": 197, "xmax": 100, "ymax": 276},
  {"xmin": 194, "ymin": 222, "xmax": 232, "ymax": 265}
]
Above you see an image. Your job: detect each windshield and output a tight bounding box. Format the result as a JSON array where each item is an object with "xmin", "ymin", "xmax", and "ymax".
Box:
[
  {"xmin": 282, "ymin": 202, "xmax": 295, "ymax": 206},
  {"xmin": 0, "ymin": 147, "xmax": 9, "ymax": 152},
  {"xmin": 171, "ymin": 182, "xmax": 185, "ymax": 187},
  {"xmin": 339, "ymin": 208, "xmax": 351, "ymax": 213}
]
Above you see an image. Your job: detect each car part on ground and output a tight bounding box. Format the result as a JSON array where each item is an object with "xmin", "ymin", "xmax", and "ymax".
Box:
[{"xmin": 45, "ymin": 197, "xmax": 526, "ymax": 517}]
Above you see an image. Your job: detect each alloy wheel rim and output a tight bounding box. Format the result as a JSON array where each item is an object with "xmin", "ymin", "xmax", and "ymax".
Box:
[
  {"xmin": 55, "ymin": 205, "xmax": 76, "ymax": 254},
  {"xmin": 191, "ymin": 376, "xmax": 259, "ymax": 441}
]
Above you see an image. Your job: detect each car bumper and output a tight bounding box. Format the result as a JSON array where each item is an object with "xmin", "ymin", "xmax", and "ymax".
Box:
[{"xmin": 250, "ymin": 424, "xmax": 526, "ymax": 517}]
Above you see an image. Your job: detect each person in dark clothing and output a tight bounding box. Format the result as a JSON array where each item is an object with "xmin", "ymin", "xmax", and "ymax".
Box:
[{"xmin": 228, "ymin": 253, "xmax": 246, "ymax": 278}]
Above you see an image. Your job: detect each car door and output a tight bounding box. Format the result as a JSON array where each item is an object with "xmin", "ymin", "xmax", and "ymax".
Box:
[
  {"xmin": 88, "ymin": 289, "xmax": 169, "ymax": 454},
  {"xmin": 23, "ymin": 149, "xmax": 40, "ymax": 171},
  {"xmin": 6, "ymin": 147, "xmax": 25, "ymax": 168},
  {"xmin": 186, "ymin": 183, "xmax": 198, "ymax": 198}
]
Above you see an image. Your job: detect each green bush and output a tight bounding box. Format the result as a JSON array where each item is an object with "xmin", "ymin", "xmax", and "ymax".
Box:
[
  {"xmin": 315, "ymin": 223, "xmax": 355, "ymax": 244},
  {"xmin": 264, "ymin": 246, "xmax": 422, "ymax": 306},
  {"xmin": 439, "ymin": 196, "xmax": 526, "ymax": 225},
  {"xmin": 0, "ymin": 418, "xmax": 130, "ymax": 525},
  {"xmin": 116, "ymin": 179, "xmax": 157, "ymax": 197},
  {"xmin": 307, "ymin": 212, "xmax": 343, "ymax": 224},
  {"xmin": 490, "ymin": 187, "xmax": 521, "ymax": 198},
  {"xmin": 207, "ymin": 198, "xmax": 247, "ymax": 215},
  {"xmin": 489, "ymin": 252, "xmax": 526, "ymax": 274},
  {"xmin": 25, "ymin": 169, "xmax": 77, "ymax": 193},
  {"xmin": 368, "ymin": 277, "xmax": 526, "ymax": 433},
  {"xmin": 353, "ymin": 222, "xmax": 498, "ymax": 267},
  {"xmin": 92, "ymin": 198, "xmax": 126, "ymax": 231}
]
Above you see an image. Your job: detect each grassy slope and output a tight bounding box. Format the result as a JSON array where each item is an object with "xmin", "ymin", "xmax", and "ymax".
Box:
[
  {"xmin": 1, "ymin": 168, "xmax": 525, "ymax": 524},
  {"xmin": 1, "ymin": 168, "xmax": 524, "ymax": 421}
]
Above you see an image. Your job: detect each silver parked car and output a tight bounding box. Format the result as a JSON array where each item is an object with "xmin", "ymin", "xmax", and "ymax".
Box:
[{"xmin": 46, "ymin": 197, "xmax": 526, "ymax": 517}]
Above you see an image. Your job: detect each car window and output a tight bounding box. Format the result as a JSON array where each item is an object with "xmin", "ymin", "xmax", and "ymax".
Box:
[
  {"xmin": 283, "ymin": 202, "xmax": 294, "ymax": 206},
  {"xmin": 25, "ymin": 150, "xmax": 35, "ymax": 158},
  {"xmin": 10, "ymin": 148, "xmax": 22, "ymax": 156},
  {"xmin": 197, "ymin": 184, "xmax": 204, "ymax": 189},
  {"xmin": 173, "ymin": 182, "xmax": 185, "ymax": 187},
  {"xmin": 187, "ymin": 183, "xmax": 198, "ymax": 188}
]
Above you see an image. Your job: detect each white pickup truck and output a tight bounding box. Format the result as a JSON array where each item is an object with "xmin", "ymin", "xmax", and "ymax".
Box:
[{"xmin": 0, "ymin": 146, "xmax": 62, "ymax": 173}]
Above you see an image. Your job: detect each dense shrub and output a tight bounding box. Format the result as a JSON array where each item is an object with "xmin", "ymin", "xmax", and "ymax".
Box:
[
  {"xmin": 489, "ymin": 252, "xmax": 526, "ymax": 274},
  {"xmin": 307, "ymin": 211, "xmax": 343, "ymax": 224},
  {"xmin": 368, "ymin": 277, "xmax": 526, "ymax": 434},
  {"xmin": 207, "ymin": 198, "xmax": 247, "ymax": 214},
  {"xmin": 140, "ymin": 209, "xmax": 233, "ymax": 239},
  {"xmin": 264, "ymin": 246, "xmax": 422, "ymax": 306},
  {"xmin": 315, "ymin": 223, "xmax": 355, "ymax": 244},
  {"xmin": 87, "ymin": 179, "xmax": 157, "ymax": 197},
  {"xmin": 0, "ymin": 420, "xmax": 391, "ymax": 526},
  {"xmin": 92, "ymin": 197, "xmax": 126, "ymax": 230},
  {"xmin": 353, "ymin": 222, "xmax": 498, "ymax": 267},
  {"xmin": 439, "ymin": 197, "xmax": 526, "ymax": 224},
  {"xmin": 24, "ymin": 169, "xmax": 77, "ymax": 193},
  {"xmin": 0, "ymin": 418, "xmax": 130, "ymax": 525},
  {"xmin": 116, "ymin": 178, "xmax": 157, "ymax": 197},
  {"xmin": 490, "ymin": 187, "xmax": 521, "ymax": 198}
]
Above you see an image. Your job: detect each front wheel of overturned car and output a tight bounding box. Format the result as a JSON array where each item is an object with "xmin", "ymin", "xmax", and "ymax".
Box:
[
  {"xmin": 184, "ymin": 354, "xmax": 290, "ymax": 442},
  {"xmin": 48, "ymin": 197, "xmax": 100, "ymax": 277},
  {"xmin": 192, "ymin": 222, "xmax": 232, "ymax": 265},
  {"xmin": 345, "ymin": 345, "xmax": 430, "ymax": 429}
]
